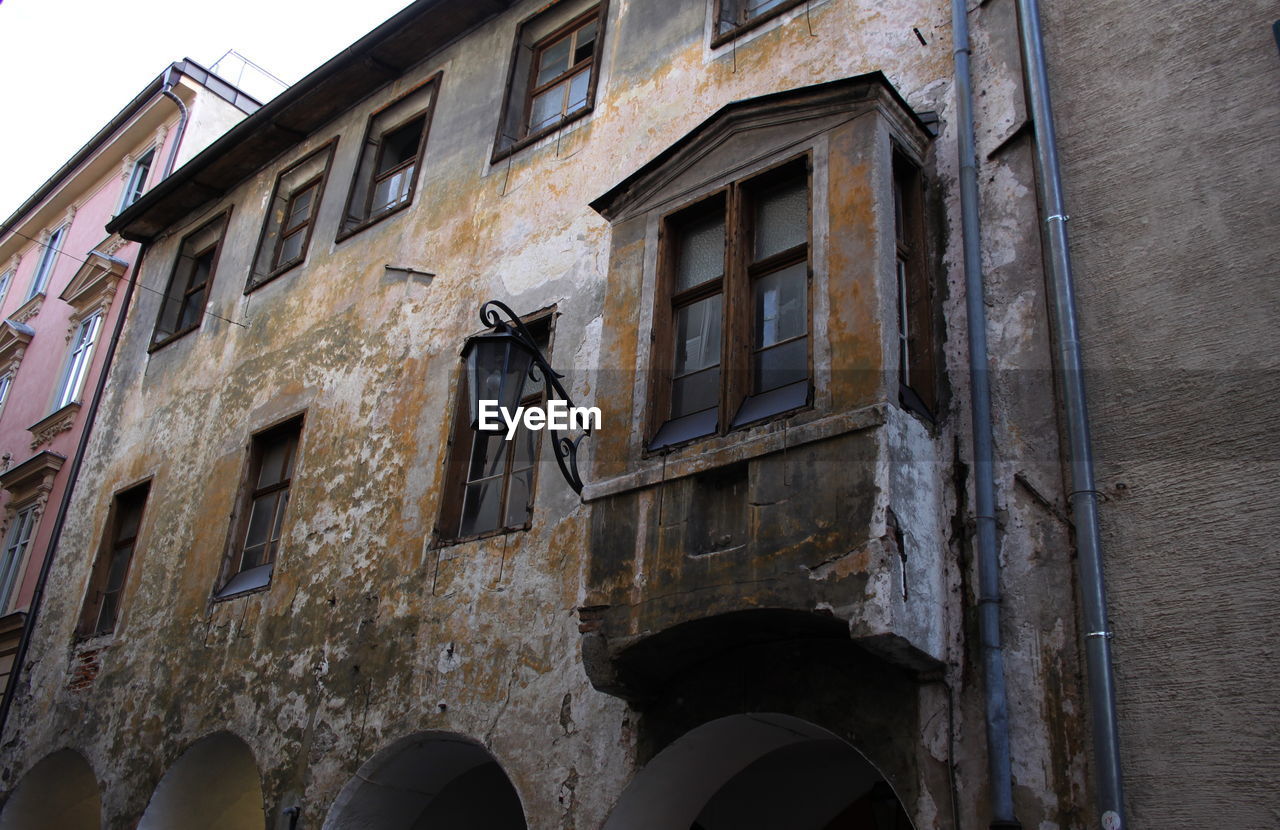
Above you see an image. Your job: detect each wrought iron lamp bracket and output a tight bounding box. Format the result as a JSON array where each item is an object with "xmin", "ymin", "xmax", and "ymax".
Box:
[{"xmin": 478, "ymin": 300, "xmax": 589, "ymax": 494}]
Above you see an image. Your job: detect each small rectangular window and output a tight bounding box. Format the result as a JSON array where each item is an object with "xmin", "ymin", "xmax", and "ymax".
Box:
[
  {"xmin": 28, "ymin": 225, "xmax": 67, "ymax": 300},
  {"xmin": 76, "ymin": 482, "xmax": 149, "ymax": 638},
  {"xmin": 0, "ymin": 373, "xmax": 11, "ymax": 416},
  {"xmin": 0, "ymin": 269, "xmax": 13, "ymax": 307},
  {"xmin": 0, "ymin": 504, "xmax": 38, "ymax": 611},
  {"xmin": 893, "ymin": 152, "xmax": 938, "ymax": 418},
  {"xmin": 120, "ymin": 148, "xmax": 156, "ymax": 211},
  {"xmin": 437, "ymin": 317, "xmax": 551, "ymax": 543},
  {"xmin": 152, "ymin": 212, "xmax": 230, "ymax": 348},
  {"xmin": 340, "ymin": 80, "xmax": 437, "ymax": 239},
  {"xmin": 215, "ymin": 417, "xmax": 302, "ymax": 599},
  {"xmin": 493, "ymin": 1, "xmax": 607, "ymax": 161},
  {"xmin": 249, "ymin": 141, "xmax": 336, "ymax": 289},
  {"xmin": 649, "ymin": 158, "xmax": 811, "ymax": 451},
  {"xmin": 54, "ymin": 312, "xmax": 102, "ymax": 410},
  {"xmin": 713, "ymin": 0, "xmax": 807, "ymax": 44}
]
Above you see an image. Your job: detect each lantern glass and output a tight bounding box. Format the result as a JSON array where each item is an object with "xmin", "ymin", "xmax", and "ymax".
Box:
[{"xmin": 464, "ymin": 327, "xmax": 536, "ymax": 430}]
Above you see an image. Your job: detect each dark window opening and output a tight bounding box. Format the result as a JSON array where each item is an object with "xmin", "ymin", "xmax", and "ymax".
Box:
[
  {"xmin": 893, "ymin": 151, "xmax": 938, "ymax": 419},
  {"xmin": 77, "ymin": 482, "xmax": 149, "ymax": 638}
]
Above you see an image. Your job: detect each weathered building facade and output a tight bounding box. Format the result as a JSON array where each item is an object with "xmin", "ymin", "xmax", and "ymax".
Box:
[
  {"xmin": 0, "ymin": 0, "xmax": 1274, "ymax": 828},
  {"xmin": 0, "ymin": 61, "xmax": 257, "ymax": 719}
]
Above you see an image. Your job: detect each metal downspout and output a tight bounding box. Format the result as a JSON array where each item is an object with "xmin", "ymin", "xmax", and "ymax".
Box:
[
  {"xmin": 160, "ymin": 69, "xmax": 189, "ymax": 178},
  {"xmin": 0, "ymin": 246, "xmax": 146, "ymax": 738},
  {"xmin": 951, "ymin": 0, "xmax": 1020, "ymax": 827},
  {"xmin": 1013, "ymin": 0, "xmax": 1125, "ymax": 826}
]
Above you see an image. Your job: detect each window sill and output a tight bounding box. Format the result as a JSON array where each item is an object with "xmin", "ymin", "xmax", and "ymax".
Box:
[
  {"xmin": 212, "ymin": 562, "xmax": 274, "ymax": 600},
  {"xmin": 244, "ymin": 257, "xmax": 305, "ymax": 295},
  {"xmin": 432, "ymin": 522, "xmax": 531, "ymax": 551},
  {"xmin": 148, "ymin": 323, "xmax": 202, "ymax": 353},
  {"xmin": 334, "ymin": 199, "xmax": 413, "ymax": 244},
  {"xmin": 490, "ymin": 106, "xmax": 596, "ymax": 165},
  {"xmin": 584, "ymin": 402, "xmax": 887, "ymax": 502},
  {"xmin": 709, "ymin": 0, "xmax": 812, "ymax": 48}
]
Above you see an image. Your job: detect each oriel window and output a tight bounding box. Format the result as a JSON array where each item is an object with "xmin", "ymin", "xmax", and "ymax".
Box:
[{"xmin": 650, "ymin": 157, "xmax": 811, "ymax": 450}]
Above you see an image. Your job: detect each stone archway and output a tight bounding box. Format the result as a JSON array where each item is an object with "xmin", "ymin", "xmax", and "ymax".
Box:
[
  {"xmin": 138, "ymin": 731, "xmax": 265, "ymax": 830},
  {"xmin": 604, "ymin": 713, "xmax": 914, "ymax": 830},
  {"xmin": 0, "ymin": 748, "xmax": 101, "ymax": 830},
  {"xmin": 324, "ymin": 732, "xmax": 526, "ymax": 829}
]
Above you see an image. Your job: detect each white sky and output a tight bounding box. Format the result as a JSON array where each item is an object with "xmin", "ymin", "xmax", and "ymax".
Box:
[{"xmin": 0, "ymin": 0, "xmax": 416, "ymax": 220}]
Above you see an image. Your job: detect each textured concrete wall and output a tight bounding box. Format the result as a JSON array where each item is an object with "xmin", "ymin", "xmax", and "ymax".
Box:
[{"xmin": 1041, "ymin": 0, "xmax": 1280, "ymax": 824}]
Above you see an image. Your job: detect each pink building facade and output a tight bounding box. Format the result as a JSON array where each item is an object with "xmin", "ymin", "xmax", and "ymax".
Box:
[{"xmin": 0, "ymin": 60, "xmax": 258, "ymax": 697}]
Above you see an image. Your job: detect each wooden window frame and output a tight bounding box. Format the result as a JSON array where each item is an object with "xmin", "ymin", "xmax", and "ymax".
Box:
[
  {"xmin": 648, "ymin": 155, "xmax": 813, "ymax": 451},
  {"xmin": 710, "ymin": 0, "xmax": 810, "ymax": 48},
  {"xmin": 75, "ymin": 480, "xmax": 150, "ymax": 640},
  {"xmin": 214, "ymin": 415, "xmax": 304, "ymax": 600},
  {"xmin": 248, "ymin": 140, "xmax": 337, "ymax": 292},
  {"xmin": 892, "ymin": 149, "xmax": 939, "ymax": 419},
  {"xmin": 150, "ymin": 210, "xmax": 231, "ymax": 351},
  {"xmin": 434, "ymin": 313, "xmax": 554, "ymax": 547},
  {"xmin": 337, "ymin": 77, "xmax": 439, "ymax": 243},
  {"xmin": 492, "ymin": 2, "xmax": 609, "ymax": 163}
]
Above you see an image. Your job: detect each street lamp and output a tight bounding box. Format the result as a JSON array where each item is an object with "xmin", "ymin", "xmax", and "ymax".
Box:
[{"xmin": 462, "ymin": 300, "xmax": 589, "ymax": 493}]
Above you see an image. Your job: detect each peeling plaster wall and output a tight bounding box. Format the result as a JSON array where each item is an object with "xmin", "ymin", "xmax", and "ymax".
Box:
[
  {"xmin": 1, "ymin": 0, "xmax": 1097, "ymax": 828},
  {"xmin": 1040, "ymin": 0, "xmax": 1280, "ymax": 824}
]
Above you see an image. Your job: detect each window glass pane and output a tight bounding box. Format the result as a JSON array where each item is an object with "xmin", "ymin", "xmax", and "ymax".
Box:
[
  {"xmin": 286, "ymin": 187, "xmax": 315, "ymax": 229},
  {"xmin": 256, "ymin": 439, "xmax": 292, "ymax": 488},
  {"xmin": 95, "ymin": 592, "xmax": 120, "ymax": 636},
  {"xmin": 753, "ymin": 178, "xmax": 807, "ymax": 260},
  {"xmin": 574, "ymin": 19, "xmax": 598, "ymax": 63},
  {"xmin": 672, "ymin": 366, "xmax": 720, "ymax": 418},
  {"xmin": 504, "ymin": 468, "xmax": 533, "ymax": 528},
  {"xmin": 460, "ymin": 480, "xmax": 503, "ymax": 538},
  {"xmin": 746, "ymin": 0, "xmax": 789, "ymax": 20},
  {"xmin": 177, "ymin": 286, "xmax": 205, "ymax": 332},
  {"xmin": 536, "ymin": 35, "xmax": 573, "ymax": 86},
  {"xmin": 104, "ymin": 544, "xmax": 135, "ymax": 593},
  {"xmin": 377, "ymin": 118, "xmax": 424, "ymax": 175},
  {"xmin": 512, "ymin": 423, "xmax": 538, "ymax": 470},
  {"xmin": 529, "ymin": 86, "xmax": 564, "ymax": 132},
  {"xmin": 371, "ymin": 166, "xmax": 414, "ymax": 214},
  {"xmin": 675, "ymin": 213, "xmax": 725, "ymax": 291},
  {"xmin": 753, "ymin": 336, "xmax": 808, "ymax": 393},
  {"xmin": 243, "ymin": 493, "xmax": 277, "ymax": 554},
  {"xmin": 567, "ymin": 70, "xmax": 591, "ymax": 114},
  {"xmin": 674, "ymin": 293, "xmax": 723, "ymax": 376},
  {"xmin": 754, "ymin": 262, "xmax": 807, "ymax": 347},
  {"xmin": 117, "ymin": 497, "xmax": 144, "ymax": 541},
  {"xmin": 277, "ymin": 230, "xmax": 304, "ymax": 266},
  {"xmin": 468, "ymin": 431, "xmax": 508, "ymax": 481}
]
